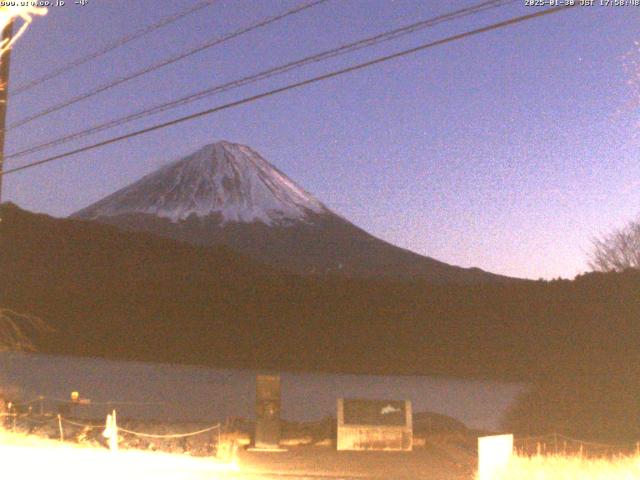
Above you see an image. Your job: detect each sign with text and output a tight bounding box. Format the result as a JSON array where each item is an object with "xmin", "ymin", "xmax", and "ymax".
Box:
[
  {"xmin": 337, "ymin": 398, "xmax": 412, "ymax": 451},
  {"xmin": 343, "ymin": 399, "xmax": 407, "ymax": 426}
]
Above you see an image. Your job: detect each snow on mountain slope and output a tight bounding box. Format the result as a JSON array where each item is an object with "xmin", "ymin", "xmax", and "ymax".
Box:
[
  {"xmin": 71, "ymin": 140, "xmax": 513, "ymax": 281},
  {"xmin": 74, "ymin": 141, "xmax": 327, "ymax": 225}
]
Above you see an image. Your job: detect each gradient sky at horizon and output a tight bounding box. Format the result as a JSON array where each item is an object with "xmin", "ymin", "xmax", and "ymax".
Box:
[{"xmin": 2, "ymin": 0, "xmax": 640, "ymax": 280}]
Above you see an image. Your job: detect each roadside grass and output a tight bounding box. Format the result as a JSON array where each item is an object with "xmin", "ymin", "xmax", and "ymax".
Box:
[
  {"xmin": 488, "ymin": 453, "xmax": 640, "ymax": 480},
  {"xmin": 0, "ymin": 429, "xmax": 239, "ymax": 480}
]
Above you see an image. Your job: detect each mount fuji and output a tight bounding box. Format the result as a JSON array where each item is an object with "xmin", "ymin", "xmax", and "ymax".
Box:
[
  {"xmin": 73, "ymin": 141, "xmax": 507, "ymax": 282},
  {"xmin": 75, "ymin": 141, "xmax": 327, "ymax": 226}
]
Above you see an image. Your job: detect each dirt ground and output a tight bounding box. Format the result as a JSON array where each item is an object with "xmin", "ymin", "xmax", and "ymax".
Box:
[{"xmin": 234, "ymin": 441, "xmax": 477, "ymax": 480}]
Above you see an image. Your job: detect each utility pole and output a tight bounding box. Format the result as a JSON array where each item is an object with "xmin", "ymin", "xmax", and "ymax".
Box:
[
  {"xmin": 0, "ymin": 19, "xmax": 13, "ymax": 208},
  {"xmin": 0, "ymin": 21, "xmax": 9, "ymax": 421}
]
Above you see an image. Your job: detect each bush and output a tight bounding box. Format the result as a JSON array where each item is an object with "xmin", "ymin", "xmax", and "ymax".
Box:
[{"xmin": 504, "ymin": 363, "xmax": 640, "ymax": 443}]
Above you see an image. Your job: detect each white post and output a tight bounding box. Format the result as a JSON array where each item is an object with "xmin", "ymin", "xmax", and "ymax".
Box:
[
  {"xmin": 57, "ymin": 414, "xmax": 64, "ymax": 442},
  {"xmin": 110, "ymin": 410, "xmax": 119, "ymax": 452},
  {"xmin": 478, "ymin": 434, "xmax": 513, "ymax": 480},
  {"xmin": 103, "ymin": 410, "xmax": 119, "ymax": 452}
]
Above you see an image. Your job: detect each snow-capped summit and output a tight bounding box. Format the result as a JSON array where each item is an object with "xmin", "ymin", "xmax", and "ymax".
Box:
[
  {"xmin": 73, "ymin": 141, "xmax": 510, "ymax": 282},
  {"xmin": 74, "ymin": 141, "xmax": 327, "ymax": 225}
]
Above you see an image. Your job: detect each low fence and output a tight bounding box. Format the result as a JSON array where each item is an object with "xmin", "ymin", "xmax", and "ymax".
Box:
[
  {"xmin": 4, "ymin": 394, "xmax": 640, "ymax": 460},
  {"xmin": 4, "ymin": 395, "xmax": 168, "ymax": 420},
  {"xmin": 0, "ymin": 408, "xmax": 230, "ymax": 458}
]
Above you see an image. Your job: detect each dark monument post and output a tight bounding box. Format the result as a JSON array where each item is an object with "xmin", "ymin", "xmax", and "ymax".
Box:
[{"xmin": 254, "ymin": 374, "xmax": 282, "ymax": 450}]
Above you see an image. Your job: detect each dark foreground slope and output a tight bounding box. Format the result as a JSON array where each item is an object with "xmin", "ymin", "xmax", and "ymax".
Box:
[{"xmin": 1, "ymin": 204, "xmax": 639, "ymax": 387}]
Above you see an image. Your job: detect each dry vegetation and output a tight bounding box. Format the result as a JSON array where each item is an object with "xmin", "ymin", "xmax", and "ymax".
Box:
[
  {"xmin": 0, "ymin": 308, "xmax": 50, "ymax": 352},
  {"xmin": 0, "ymin": 429, "xmax": 239, "ymax": 480},
  {"xmin": 487, "ymin": 453, "xmax": 640, "ymax": 480}
]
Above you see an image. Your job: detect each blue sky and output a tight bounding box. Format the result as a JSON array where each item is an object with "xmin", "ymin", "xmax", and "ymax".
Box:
[{"xmin": 3, "ymin": 0, "xmax": 640, "ymax": 279}]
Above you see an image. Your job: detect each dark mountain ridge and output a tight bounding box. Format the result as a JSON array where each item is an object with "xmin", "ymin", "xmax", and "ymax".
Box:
[{"xmin": 2, "ymin": 203, "xmax": 638, "ymax": 386}]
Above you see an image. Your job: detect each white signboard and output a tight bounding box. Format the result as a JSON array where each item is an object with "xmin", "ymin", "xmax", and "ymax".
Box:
[{"xmin": 478, "ymin": 434, "xmax": 513, "ymax": 480}]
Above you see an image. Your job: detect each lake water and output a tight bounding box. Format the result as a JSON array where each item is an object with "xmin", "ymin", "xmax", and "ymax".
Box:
[{"xmin": 0, "ymin": 351, "xmax": 526, "ymax": 431}]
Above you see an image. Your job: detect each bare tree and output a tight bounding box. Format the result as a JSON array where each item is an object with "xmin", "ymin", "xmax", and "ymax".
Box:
[
  {"xmin": 0, "ymin": 308, "xmax": 49, "ymax": 352},
  {"xmin": 0, "ymin": 308, "xmax": 50, "ymax": 416},
  {"xmin": 589, "ymin": 217, "xmax": 640, "ymax": 272}
]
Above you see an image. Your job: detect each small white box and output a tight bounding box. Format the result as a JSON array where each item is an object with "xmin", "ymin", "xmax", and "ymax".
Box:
[{"xmin": 478, "ymin": 433, "xmax": 513, "ymax": 480}]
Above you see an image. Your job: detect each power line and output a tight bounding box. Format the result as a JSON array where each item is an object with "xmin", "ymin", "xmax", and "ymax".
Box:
[
  {"xmin": 0, "ymin": 5, "xmax": 575, "ymax": 179},
  {"xmin": 6, "ymin": 0, "xmax": 329, "ymax": 130},
  {"xmin": 12, "ymin": 0, "xmax": 219, "ymax": 96},
  {"xmin": 6, "ymin": 0, "xmax": 514, "ymax": 161}
]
